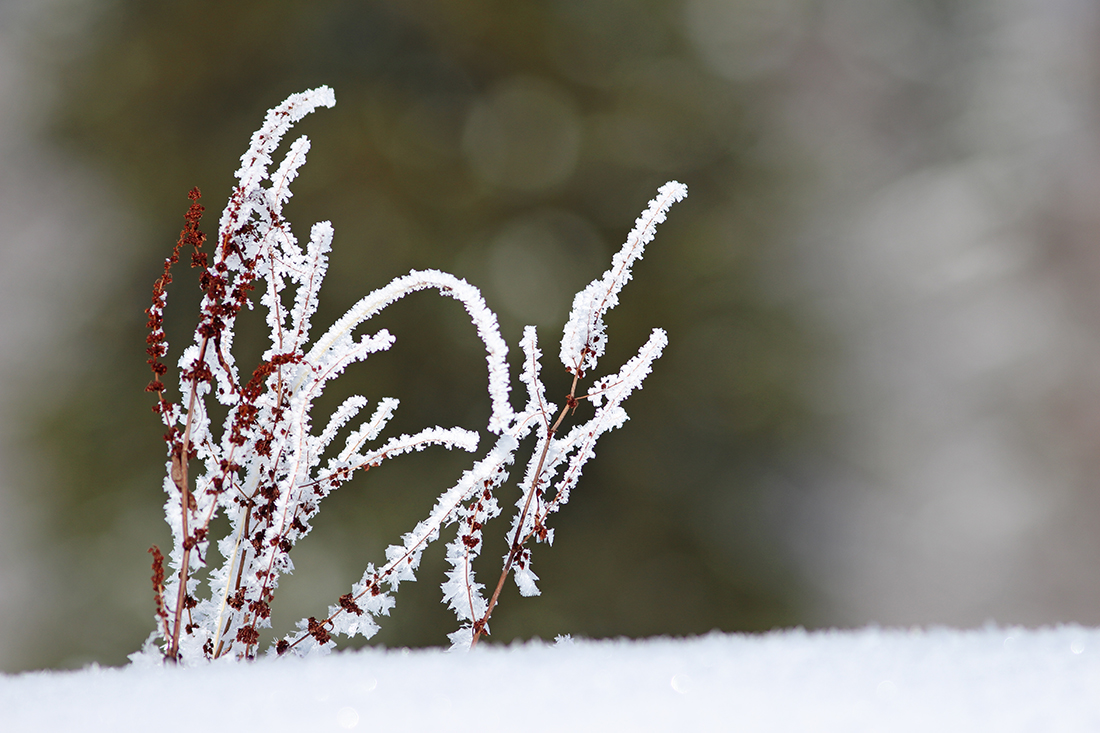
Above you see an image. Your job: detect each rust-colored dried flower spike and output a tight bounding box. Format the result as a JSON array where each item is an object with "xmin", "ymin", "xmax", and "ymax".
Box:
[
  {"xmin": 147, "ymin": 546, "xmax": 170, "ymax": 643},
  {"xmin": 146, "ymin": 188, "xmax": 205, "ymax": 397}
]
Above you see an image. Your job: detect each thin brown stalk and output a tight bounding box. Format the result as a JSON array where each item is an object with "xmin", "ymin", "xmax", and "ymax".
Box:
[
  {"xmin": 471, "ymin": 373, "xmax": 580, "ymax": 647},
  {"xmin": 167, "ymin": 336, "xmax": 208, "ymax": 661}
]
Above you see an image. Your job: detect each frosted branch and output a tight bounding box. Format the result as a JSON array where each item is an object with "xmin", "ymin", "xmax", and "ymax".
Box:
[
  {"xmin": 560, "ymin": 181, "xmax": 686, "ymax": 377},
  {"xmin": 144, "ymin": 86, "xmax": 682, "ymax": 662}
]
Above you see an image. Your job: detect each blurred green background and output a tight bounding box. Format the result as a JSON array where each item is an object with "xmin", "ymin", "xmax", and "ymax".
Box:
[
  {"xmin": 10, "ymin": 0, "xmax": 821, "ymax": 669},
  {"xmin": 8, "ymin": 0, "xmax": 1100, "ymax": 676}
]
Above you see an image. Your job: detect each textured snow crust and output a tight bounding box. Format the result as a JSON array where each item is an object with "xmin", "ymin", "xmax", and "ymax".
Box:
[{"xmin": 3, "ymin": 626, "xmax": 1098, "ymax": 732}]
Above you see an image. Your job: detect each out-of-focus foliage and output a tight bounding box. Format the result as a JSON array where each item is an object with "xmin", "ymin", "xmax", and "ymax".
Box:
[{"xmin": 25, "ymin": 0, "xmax": 822, "ymax": 668}]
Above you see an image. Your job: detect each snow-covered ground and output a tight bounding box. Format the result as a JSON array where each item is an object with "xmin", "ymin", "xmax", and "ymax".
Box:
[
  {"xmin": 5, "ymin": 0, "xmax": 1100, "ymax": 691},
  {"xmin": 3, "ymin": 627, "xmax": 1098, "ymax": 731}
]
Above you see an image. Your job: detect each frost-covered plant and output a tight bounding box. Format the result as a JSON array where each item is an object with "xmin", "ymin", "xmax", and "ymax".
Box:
[{"xmin": 142, "ymin": 86, "xmax": 686, "ymax": 663}]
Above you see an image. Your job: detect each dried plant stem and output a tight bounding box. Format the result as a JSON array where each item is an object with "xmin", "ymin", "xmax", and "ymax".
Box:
[
  {"xmin": 471, "ymin": 373, "xmax": 580, "ymax": 648},
  {"xmin": 167, "ymin": 337, "xmax": 208, "ymax": 661},
  {"xmin": 212, "ymin": 502, "xmax": 251, "ymax": 659}
]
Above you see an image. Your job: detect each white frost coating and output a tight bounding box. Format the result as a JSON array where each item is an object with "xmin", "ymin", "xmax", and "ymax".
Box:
[
  {"xmin": 492, "ymin": 329, "xmax": 668, "ymax": 626},
  {"xmin": 267, "ymin": 136, "xmax": 312, "ymax": 218},
  {"xmin": 437, "ymin": 433, "xmax": 521, "ymax": 632},
  {"xmin": 222, "ymin": 86, "xmax": 336, "ymax": 235},
  {"xmin": 519, "ymin": 326, "xmax": 555, "ymax": 428},
  {"xmin": 346, "ymin": 427, "xmax": 479, "ymax": 471},
  {"xmin": 337, "ymin": 397, "xmax": 399, "ymax": 461},
  {"xmin": 282, "ymin": 221, "xmax": 333, "ymax": 356},
  {"xmin": 551, "ymin": 328, "xmax": 667, "ymax": 508},
  {"xmin": 149, "ymin": 88, "xmax": 678, "ymax": 662},
  {"xmin": 315, "ymin": 395, "xmax": 368, "ymax": 453},
  {"xmin": 512, "ymin": 548, "xmax": 540, "ymax": 597},
  {"xmin": 305, "ymin": 269, "xmax": 513, "ymax": 433},
  {"xmin": 560, "ymin": 181, "xmax": 686, "ymax": 376}
]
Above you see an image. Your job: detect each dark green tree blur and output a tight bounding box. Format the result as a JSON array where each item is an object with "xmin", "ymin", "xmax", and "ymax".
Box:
[{"xmin": 27, "ymin": 0, "xmax": 822, "ymax": 668}]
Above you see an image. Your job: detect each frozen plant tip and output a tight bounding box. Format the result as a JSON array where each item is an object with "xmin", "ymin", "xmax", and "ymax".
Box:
[{"xmin": 141, "ymin": 86, "xmax": 686, "ymax": 664}]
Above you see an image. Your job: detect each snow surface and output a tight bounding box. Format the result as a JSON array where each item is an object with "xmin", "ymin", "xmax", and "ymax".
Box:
[{"xmin": 2, "ymin": 626, "xmax": 1097, "ymax": 732}]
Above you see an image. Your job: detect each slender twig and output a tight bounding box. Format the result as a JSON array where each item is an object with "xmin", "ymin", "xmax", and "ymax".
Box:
[
  {"xmin": 471, "ymin": 372, "xmax": 579, "ymax": 647},
  {"xmin": 167, "ymin": 336, "xmax": 209, "ymax": 661}
]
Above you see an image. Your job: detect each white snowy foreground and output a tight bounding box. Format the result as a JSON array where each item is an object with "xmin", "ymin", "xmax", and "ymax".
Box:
[{"xmin": 2, "ymin": 626, "xmax": 1098, "ymax": 731}]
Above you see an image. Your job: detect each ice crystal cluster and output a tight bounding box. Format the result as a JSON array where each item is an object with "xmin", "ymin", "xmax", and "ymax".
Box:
[{"xmin": 142, "ymin": 86, "xmax": 686, "ymax": 663}]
